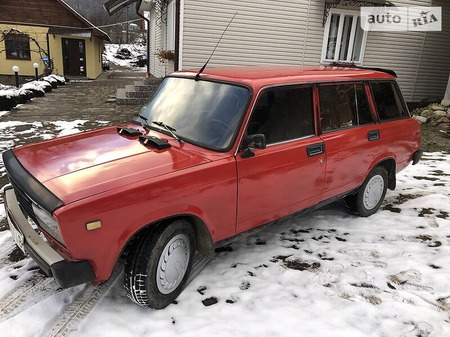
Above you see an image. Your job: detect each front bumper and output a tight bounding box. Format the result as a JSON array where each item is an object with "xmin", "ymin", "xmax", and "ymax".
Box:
[{"xmin": 4, "ymin": 186, "xmax": 95, "ymax": 288}]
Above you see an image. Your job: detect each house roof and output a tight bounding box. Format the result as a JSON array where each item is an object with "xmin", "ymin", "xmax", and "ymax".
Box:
[
  {"xmin": 0, "ymin": 0, "xmax": 110, "ymax": 41},
  {"xmin": 58, "ymin": 0, "xmax": 110, "ymax": 41},
  {"xmin": 175, "ymin": 66, "xmax": 395, "ymax": 89}
]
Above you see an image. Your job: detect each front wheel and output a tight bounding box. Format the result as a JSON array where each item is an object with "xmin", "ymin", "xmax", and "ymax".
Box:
[
  {"xmin": 346, "ymin": 166, "xmax": 388, "ymax": 217},
  {"xmin": 125, "ymin": 220, "xmax": 195, "ymax": 309}
]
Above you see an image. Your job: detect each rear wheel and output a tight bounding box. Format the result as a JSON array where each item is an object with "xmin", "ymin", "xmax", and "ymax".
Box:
[
  {"xmin": 125, "ymin": 219, "xmax": 195, "ymax": 309},
  {"xmin": 346, "ymin": 166, "xmax": 388, "ymax": 217}
]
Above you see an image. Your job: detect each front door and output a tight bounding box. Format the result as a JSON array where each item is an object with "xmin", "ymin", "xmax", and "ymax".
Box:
[
  {"xmin": 62, "ymin": 38, "xmax": 86, "ymax": 76},
  {"xmin": 236, "ymin": 85, "xmax": 326, "ymax": 233}
]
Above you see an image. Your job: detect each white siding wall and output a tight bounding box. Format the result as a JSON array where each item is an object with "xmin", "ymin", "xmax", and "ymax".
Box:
[
  {"xmin": 182, "ymin": 0, "xmax": 325, "ymax": 69},
  {"xmin": 413, "ymin": 0, "xmax": 450, "ymax": 101},
  {"xmin": 301, "ymin": 1, "xmax": 326, "ymax": 65},
  {"xmin": 179, "ymin": 0, "xmax": 449, "ymax": 101},
  {"xmin": 149, "ymin": 9, "xmax": 158, "ymax": 76},
  {"xmin": 332, "ymin": 0, "xmax": 450, "ymax": 101},
  {"xmin": 149, "ymin": 6, "xmax": 175, "ymax": 78},
  {"xmin": 362, "ymin": 0, "xmax": 437, "ymax": 101}
]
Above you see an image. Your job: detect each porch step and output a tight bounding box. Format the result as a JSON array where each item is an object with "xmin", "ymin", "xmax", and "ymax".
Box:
[
  {"xmin": 115, "ymin": 78, "xmax": 163, "ymax": 105},
  {"xmin": 126, "ymin": 90, "xmax": 155, "ymax": 99},
  {"xmin": 144, "ymin": 78, "xmax": 163, "ymax": 86},
  {"xmin": 134, "ymin": 81, "xmax": 159, "ymax": 92},
  {"xmin": 122, "ymin": 85, "xmax": 156, "ymax": 99},
  {"xmin": 116, "ymin": 89, "xmax": 148, "ymax": 105}
]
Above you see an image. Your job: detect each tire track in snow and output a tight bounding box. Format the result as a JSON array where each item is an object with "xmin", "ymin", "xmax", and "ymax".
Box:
[
  {"xmin": 41, "ymin": 264, "xmax": 124, "ymax": 337},
  {"xmin": 42, "ymin": 254, "xmax": 213, "ymax": 337},
  {"xmin": 0, "ymin": 272, "xmax": 59, "ymax": 322}
]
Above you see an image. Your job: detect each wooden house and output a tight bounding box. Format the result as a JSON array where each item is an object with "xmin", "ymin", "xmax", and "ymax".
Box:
[{"xmin": 0, "ymin": 0, "xmax": 110, "ymax": 80}]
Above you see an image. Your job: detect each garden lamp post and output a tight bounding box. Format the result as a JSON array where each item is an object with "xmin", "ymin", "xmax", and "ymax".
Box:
[
  {"xmin": 12, "ymin": 66, "xmax": 20, "ymax": 88},
  {"xmin": 33, "ymin": 63, "xmax": 39, "ymax": 81}
]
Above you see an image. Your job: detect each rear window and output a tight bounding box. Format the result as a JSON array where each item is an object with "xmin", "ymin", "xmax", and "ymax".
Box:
[
  {"xmin": 370, "ymin": 82, "xmax": 409, "ymax": 121},
  {"xmin": 319, "ymin": 83, "xmax": 373, "ymax": 131}
]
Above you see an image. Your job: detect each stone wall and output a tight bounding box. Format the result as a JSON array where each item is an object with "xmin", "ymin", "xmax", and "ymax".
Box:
[{"xmin": 413, "ymin": 104, "xmax": 450, "ymax": 138}]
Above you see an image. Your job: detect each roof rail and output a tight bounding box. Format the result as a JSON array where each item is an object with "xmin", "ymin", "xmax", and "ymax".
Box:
[{"xmin": 329, "ymin": 62, "xmax": 397, "ymax": 78}]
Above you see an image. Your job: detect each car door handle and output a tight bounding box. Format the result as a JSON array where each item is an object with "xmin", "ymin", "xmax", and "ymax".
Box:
[
  {"xmin": 367, "ymin": 130, "xmax": 380, "ymax": 141},
  {"xmin": 307, "ymin": 143, "xmax": 325, "ymax": 157}
]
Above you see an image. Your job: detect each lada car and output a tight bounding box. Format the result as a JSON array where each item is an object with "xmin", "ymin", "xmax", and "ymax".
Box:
[{"xmin": 2, "ymin": 66, "xmax": 422, "ymax": 309}]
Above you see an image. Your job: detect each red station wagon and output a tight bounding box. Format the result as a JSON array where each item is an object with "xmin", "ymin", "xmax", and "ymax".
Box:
[{"xmin": 3, "ymin": 66, "xmax": 422, "ymax": 309}]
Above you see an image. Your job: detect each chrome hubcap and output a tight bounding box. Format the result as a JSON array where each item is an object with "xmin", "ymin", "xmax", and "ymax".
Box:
[
  {"xmin": 156, "ymin": 234, "xmax": 190, "ymax": 295},
  {"xmin": 363, "ymin": 175, "xmax": 384, "ymax": 210}
]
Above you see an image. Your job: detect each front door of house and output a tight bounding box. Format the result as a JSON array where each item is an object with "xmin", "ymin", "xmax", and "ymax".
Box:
[{"xmin": 62, "ymin": 38, "xmax": 86, "ymax": 76}]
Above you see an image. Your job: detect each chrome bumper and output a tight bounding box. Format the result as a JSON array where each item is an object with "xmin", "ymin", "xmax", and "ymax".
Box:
[{"xmin": 4, "ymin": 186, "xmax": 95, "ymax": 288}]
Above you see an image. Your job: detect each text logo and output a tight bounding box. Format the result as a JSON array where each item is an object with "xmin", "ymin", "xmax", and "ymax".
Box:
[
  {"xmin": 408, "ymin": 7, "xmax": 441, "ymax": 31},
  {"xmin": 361, "ymin": 7, "xmax": 442, "ymax": 32}
]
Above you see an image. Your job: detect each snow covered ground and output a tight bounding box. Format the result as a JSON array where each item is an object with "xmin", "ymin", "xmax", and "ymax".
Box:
[
  {"xmin": 103, "ymin": 43, "xmax": 147, "ymax": 70},
  {"xmin": 0, "ymin": 75, "xmax": 65, "ymax": 111},
  {"xmin": 0, "ymin": 118, "xmax": 449, "ymax": 337},
  {"xmin": 0, "ymin": 75, "xmax": 65, "ymax": 98}
]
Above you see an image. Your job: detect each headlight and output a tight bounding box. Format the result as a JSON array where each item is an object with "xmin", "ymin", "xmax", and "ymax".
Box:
[{"xmin": 32, "ymin": 203, "xmax": 65, "ymax": 244}]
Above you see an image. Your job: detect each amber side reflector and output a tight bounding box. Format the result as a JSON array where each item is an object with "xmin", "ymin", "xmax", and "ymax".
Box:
[{"xmin": 86, "ymin": 221, "xmax": 102, "ymax": 231}]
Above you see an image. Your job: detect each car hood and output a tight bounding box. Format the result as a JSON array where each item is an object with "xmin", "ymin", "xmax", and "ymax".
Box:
[{"xmin": 13, "ymin": 126, "xmax": 210, "ymax": 204}]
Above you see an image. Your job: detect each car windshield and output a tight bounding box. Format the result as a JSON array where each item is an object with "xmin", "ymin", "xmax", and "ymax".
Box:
[{"xmin": 136, "ymin": 77, "xmax": 250, "ymax": 150}]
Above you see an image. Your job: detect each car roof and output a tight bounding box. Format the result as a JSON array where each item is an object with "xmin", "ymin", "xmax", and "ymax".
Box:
[{"xmin": 174, "ymin": 65, "xmax": 395, "ymax": 89}]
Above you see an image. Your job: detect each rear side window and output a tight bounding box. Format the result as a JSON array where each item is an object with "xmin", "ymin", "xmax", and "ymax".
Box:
[
  {"xmin": 248, "ymin": 86, "xmax": 314, "ymax": 144},
  {"xmin": 370, "ymin": 82, "xmax": 409, "ymax": 121},
  {"xmin": 319, "ymin": 83, "xmax": 373, "ymax": 131}
]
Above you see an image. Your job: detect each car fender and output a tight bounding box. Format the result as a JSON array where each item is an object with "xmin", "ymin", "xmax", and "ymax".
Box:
[{"xmin": 366, "ymin": 153, "xmax": 397, "ymax": 189}]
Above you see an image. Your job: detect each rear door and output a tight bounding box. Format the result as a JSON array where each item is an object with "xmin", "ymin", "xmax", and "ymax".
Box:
[
  {"xmin": 369, "ymin": 81, "xmax": 420, "ymax": 171},
  {"xmin": 236, "ymin": 85, "xmax": 326, "ymax": 233},
  {"xmin": 318, "ymin": 82, "xmax": 380, "ymax": 199}
]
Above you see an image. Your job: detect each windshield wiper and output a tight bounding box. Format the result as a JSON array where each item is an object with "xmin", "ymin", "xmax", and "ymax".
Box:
[
  {"xmin": 153, "ymin": 121, "xmax": 183, "ymax": 144},
  {"xmin": 135, "ymin": 113, "xmax": 151, "ymax": 129}
]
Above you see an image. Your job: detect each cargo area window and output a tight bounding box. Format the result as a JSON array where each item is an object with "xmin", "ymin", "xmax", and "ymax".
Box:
[
  {"xmin": 247, "ymin": 86, "xmax": 314, "ymax": 144},
  {"xmin": 321, "ymin": 9, "xmax": 367, "ymax": 65},
  {"xmin": 319, "ymin": 83, "xmax": 373, "ymax": 131},
  {"xmin": 370, "ymin": 82, "xmax": 409, "ymax": 121}
]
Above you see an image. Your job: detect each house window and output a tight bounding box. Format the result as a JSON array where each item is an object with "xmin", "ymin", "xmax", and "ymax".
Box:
[
  {"xmin": 321, "ymin": 10, "xmax": 367, "ymax": 65},
  {"xmin": 5, "ymin": 33, "xmax": 31, "ymax": 60}
]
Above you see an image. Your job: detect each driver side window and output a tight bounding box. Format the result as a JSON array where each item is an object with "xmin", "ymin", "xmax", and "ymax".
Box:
[{"xmin": 247, "ymin": 86, "xmax": 314, "ymax": 144}]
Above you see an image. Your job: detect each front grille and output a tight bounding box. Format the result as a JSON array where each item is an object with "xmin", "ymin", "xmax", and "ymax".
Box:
[
  {"xmin": 3, "ymin": 150, "xmax": 63, "ymax": 213},
  {"xmin": 9, "ymin": 178, "xmax": 40, "ymax": 225}
]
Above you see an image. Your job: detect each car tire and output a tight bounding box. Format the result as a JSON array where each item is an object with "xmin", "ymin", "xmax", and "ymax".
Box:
[
  {"xmin": 346, "ymin": 166, "xmax": 388, "ymax": 217},
  {"xmin": 124, "ymin": 219, "xmax": 195, "ymax": 309}
]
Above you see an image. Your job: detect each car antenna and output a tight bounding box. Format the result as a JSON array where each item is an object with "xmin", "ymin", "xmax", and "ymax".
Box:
[{"xmin": 195, "ymin": 12, "xmax": 238, "ymax": 81}]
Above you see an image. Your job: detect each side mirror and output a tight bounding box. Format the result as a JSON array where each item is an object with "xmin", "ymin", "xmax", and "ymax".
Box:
[{"xmin": 241, "ymin": 134, "xmax": 266, "ymax": 158}]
